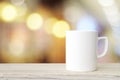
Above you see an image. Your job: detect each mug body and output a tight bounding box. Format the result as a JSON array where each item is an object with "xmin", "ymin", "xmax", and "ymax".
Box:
[{"xmin": 66, "ymin": 30, "xmax": 97, "ymax": 71}]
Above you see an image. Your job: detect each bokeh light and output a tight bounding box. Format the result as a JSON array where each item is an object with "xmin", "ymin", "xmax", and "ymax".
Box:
[
  {"xmin": 9, "ymin": 41, "xmax": 25, "ymax": 56},
  {"xmin": 98, "ymin": 0, "xmax": 115, "ymax": 7},
  {"xmin": 64, "ymin": 2, "xmax": 82, "ymax": 27},
  {"xmin": 52, "ymin": 20, "xmax": 70, "ymax": 38},
  {"xmin": 1, "ymin": 4, "xmax": 17, "ymax": 22},
  {"xmin": 17, "ymin": 4, "xmax": 27, "ymax": 17},
  {"xmin": 44, "ymin": 17, "xmax": 58, "ymax": 34},
  {"xmin": 11, "ymin": 0, "xmax": 25, "ymax": 6},
  {"xmin": 77, "ymin": 15, "xmax": 97, "ymax": 31},
  {"xmin": 26, "ymin": 13, "xmax": 43, "ymax": 31},
  {"xmin": 9, "ymin": 27, "xmax": 27, "ymax": 56},
  {"xmin": 0, "ymin": 0, "xmax": 119, "ymax": 63}
]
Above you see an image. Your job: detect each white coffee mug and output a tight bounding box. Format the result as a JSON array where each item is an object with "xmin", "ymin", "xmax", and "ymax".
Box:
[{"xmin": 66, "ymin": 30, "xmax": 108, "ymax": 72}]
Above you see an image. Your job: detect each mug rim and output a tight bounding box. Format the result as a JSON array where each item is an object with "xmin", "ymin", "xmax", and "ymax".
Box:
[{"xmin": 66, "ymin": 30, "xmax": 97, "ymax": 32}]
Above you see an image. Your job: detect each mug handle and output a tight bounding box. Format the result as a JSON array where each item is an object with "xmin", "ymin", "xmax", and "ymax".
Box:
[{"xmin": 97, "ymin": 37, "xmax": 108, "ymax": 58}]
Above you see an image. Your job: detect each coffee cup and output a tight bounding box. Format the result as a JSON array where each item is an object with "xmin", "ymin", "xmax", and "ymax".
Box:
[{"xmin": 66, "ymin": 30, "xmax": 108, "ymax": 71}]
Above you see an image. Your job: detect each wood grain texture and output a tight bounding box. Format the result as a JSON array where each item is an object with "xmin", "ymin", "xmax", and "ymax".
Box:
[{"xmin": 0, "ymin": 63, "xmax": 119, "ymax": 80}]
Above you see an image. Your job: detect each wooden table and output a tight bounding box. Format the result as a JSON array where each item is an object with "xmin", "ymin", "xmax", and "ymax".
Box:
[{"xmin": 0, "ymin": 63, "xmax": 119, "ymax": 80}]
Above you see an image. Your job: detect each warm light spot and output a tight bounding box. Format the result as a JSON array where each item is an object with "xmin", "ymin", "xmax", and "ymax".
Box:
[
  {"xmin": 9, "ymin": 41, "xmax": 25, "ymax": 56},
  {"xmin": 11, "ymin": 0, "xmax": 25, "ymax": 6},
  {"xmin": 9, "ymin": 28, "xmax": 27, "ymax": 56},
  {"xmin": 45, "ymin": 18, "xmax": 58, "ymax": 34},
  {"xmin": 1, "ymin": 4, "xmax": 17, "ymax": 22},
  {"xmin": 17, "ymin": 4, "xmax": 27, "ymax": 16},
  {"xmin": 52, "ymin": 20, "xmax": 70, "ymax": 38},
  {"xmin": 98, "ymin": 0, "xmax": 115, "ymax": 7},
  {"xmin": 27, "ymin": 13, "xmax": 43, "ymax": 31}
]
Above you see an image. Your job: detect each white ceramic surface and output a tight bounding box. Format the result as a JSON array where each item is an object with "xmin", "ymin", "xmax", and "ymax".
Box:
[{"xmin": 66, "ymin": 31, "xmax": 108, "ymax": 71}]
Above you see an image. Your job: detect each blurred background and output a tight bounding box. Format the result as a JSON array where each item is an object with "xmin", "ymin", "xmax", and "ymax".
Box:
[{"xmin": 0, "ymin": 0, "xmax": 120, "ymax": 63}]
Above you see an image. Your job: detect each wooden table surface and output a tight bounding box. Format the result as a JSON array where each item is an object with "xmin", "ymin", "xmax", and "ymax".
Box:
[{"xmin": 0, "ymin": 63, "xmax": 119, "ymax": 80}]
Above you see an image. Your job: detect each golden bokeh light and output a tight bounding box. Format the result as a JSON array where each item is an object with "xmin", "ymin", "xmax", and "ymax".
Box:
[
  {"xmin": 17, "ymin": 4, "xmax": 27, "ymax": 17},
  {"xmin": 45, "ymin": 18, "xmax": 58, "ymax": 34},
  {"xmin": 27, "ymin": 13, "xmax": 43, "ymax": 31},
  {"xmin": 9, "ymin": 41, "xmax": 25, "ymax": 56},
  {"xmin": 1, "ymin": 4, "xmax": 17, "ymax": 22},
  {"xmin": 9, "ymin": 28, "xmax": 27, "ymax": 56},
  {"xmin": 11, "ymin": 0, "xmax": 25, "ymax": 6},
  {"xmin": 52, "ymin": 20, "xmax": 70, "ymax": 38}
]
